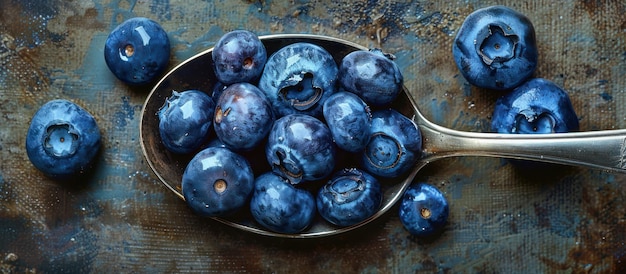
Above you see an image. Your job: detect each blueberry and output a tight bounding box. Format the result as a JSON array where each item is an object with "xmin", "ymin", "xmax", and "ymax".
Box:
[
  {"xmin": 214, "ymin": 82, "xmax": 275, "ymax": 151},
  {"xmin": 249, "ymin": 172, "xmax": 316, "ymax": 234},
  {"xmin": 212, "ymin": 30, "xmax": 267, "ymax": 85},
  {"xmin": 361, "ymin": 109, "xmax": 422, "ymax": 178},
  {"xmin": 266, "ymin": 114, "xmax": 336, "ymax": 184},
  {"xmin": 316, "ymin": 168, "xmax": 382, "ymax": 227},
  {"xmin": 26, "ymin": 99, "xmax": 101, "ymax": 180},
  {"xmin": 338, "ymin": 49, "xmax": 403, "ymax": 106},
  {"xmin": 491, "ymin": 78, "xmax": 579, "ymax": 134},
  {"xmin": 258, "ymin": 42, "xmax": 338, "ymax": 118},
  {"xmin": 158, "ymin": 90, "xmax": 215, "ymax": 154},
  {"xmin": 104, "ymin": 17, "xmax": 171, "ymax": 85},
  {"xmin": 181, "ymin": 147, "xmax": 254, "ymax": 217},
  {"xmin": 399, "ymin": 183, "xmax": 449, "ymax": 237},
  {"xmin": 452, "ymin": 5, "xmax": 538, "ymax": 90},
  {"xmin": 322, "ymin": 91, "xmax": 372, "ymax": 153}
]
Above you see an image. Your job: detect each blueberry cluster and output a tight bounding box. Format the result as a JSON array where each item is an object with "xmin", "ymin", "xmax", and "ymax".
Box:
[
  {"xmin": 397, "ymin": 5, "xmax": 583, "ymax": 238},
  {"xmin": 155, "ymin": 30, "xmax": 423, "ymax": 234},
  {"xmin": 452, "ymin": 5, "xmax": 579, "ymax": 134},
  {"xmin": 26, "ymin": 17, "xmax": 172, "ymax": 180},
  {"xmin": 25, "ymin": 8, "xmax": 581, "ymax": 237}
]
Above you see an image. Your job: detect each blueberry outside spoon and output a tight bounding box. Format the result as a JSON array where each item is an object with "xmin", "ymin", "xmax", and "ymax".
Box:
[{"xmin": 140, "ymin": 34, "xmax": 626, "ymax": 239}]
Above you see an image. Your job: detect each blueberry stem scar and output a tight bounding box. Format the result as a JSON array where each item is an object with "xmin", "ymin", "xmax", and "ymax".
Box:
[
  {"xmin": 125, "ymin": 44, "xmax": 134, "ymax": 57},
  {"xmin": 243, "ymin": 57, "xmax": 253, "ymax": 68},
  {"xmin": 214, "ymin": 179, "xmax": 227, "ymax": 194}
]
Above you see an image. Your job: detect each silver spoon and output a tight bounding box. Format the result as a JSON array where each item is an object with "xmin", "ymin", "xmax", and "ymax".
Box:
[{"xmin": 140, "ymin": 34, "xmax": 626, "ymax": 239}]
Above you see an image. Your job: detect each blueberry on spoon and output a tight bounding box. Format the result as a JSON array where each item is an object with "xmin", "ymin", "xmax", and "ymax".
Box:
[
  {"xmin": 316, "ymin": 168, "xmax": 382, "ymax": 227},
  {"xmin": 338, "ymin": 49, "xmax": 403, "ymax": 106},
  {"xmin": 158, "ymin": 90, "xmax": 215, "ymax": 154},
  {"xmin": 212, "ymin": 30, "xmax": 267, "ymax": 85},
  {"xmin": 258, "ymin": 42, "xmax": 338, "ymax": 118},
  {"xmin": 360, "ymin": 109, "xmax": 422, "ymax": 178},
  {"xmin": 182, "ymin": 147, "xmax": 254, "ymax": 217},
  {"xmin": 250, "ymin": 172, "xmax": 316, "ymax": 234}
]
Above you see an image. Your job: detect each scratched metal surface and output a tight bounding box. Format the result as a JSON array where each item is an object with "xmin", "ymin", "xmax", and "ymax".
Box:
[{"xmin": 1, "ymin": 0, "xmax": 625, "ymax": 273}]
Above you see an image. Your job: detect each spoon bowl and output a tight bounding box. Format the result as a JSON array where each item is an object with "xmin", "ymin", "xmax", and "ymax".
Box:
[
  {"xmin": 140, "ymin": 34, "xmax": 420, "ymax": 238},
  {"xmin": 141, "ymin": 34, "xmax": 626, "ymax": 239}
]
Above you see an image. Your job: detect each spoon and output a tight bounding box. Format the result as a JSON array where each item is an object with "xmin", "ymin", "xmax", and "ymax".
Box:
[{"xmin": 140, "ymin": 34, "xmax": 626, "ymax": 239}]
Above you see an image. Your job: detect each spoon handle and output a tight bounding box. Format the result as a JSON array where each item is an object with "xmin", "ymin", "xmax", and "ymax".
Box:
[{"xmin": 418, "ymin": 121, "xmax": 626, "ymax": 173}]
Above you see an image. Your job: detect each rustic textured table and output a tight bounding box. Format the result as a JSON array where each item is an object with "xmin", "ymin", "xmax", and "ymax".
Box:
[{"xmin": 1, "ymin": 0, "xmax": 625, "ymax": 272}]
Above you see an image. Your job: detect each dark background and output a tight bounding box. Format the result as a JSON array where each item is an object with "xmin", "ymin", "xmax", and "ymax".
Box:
[{"xmin": 1, "ymin": 0, "xmax": 625, "ymax": 272}]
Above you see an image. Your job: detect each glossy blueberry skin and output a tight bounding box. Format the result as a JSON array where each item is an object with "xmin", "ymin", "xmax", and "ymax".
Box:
[
  {"xmin": 212, "ymin": 30, "xmax": 267, "ymax": 85},
  {"xmin": 158, "ymin": 90, "xmax": 215, "ymax": 154},
  {"xmin": 258, "ymin": 42, "xmax": 338, "ymax": 118},
  {"xmin": 361, "ymin": 109, "xmax": 422, "ymax": 178},
  {"xmin": 211, "ymin": 81, "xmax": 228, "ymax": 100},
  {"xmin": 266, "ymin": 114, "xmax": 336, "ymax": 184},
  {"xmin": 399, "ymin": 183, "xmax": 449, "ymax": 237},
  {"xmin": 207, "ymin": 137, "xmax": 270, "ymax": 177},
  {"xmin": 323, "ymin": 91, "xmax": 372, "ymax": 153},
  {"xmin": 104, "ymin": 17, "xmax": 170, "ymax": 85},
  {"xmin": 249, "ymin": 172, "xmax": 316, "ymax": 234},
  {"xmin": 316, "ymin": 168, "xmax": 382, "ymax": 227},
  {"xmin": 214, "ymin": 83, "xmax": 275, "ymax": 151},
  {"xmin": 26, "ymin": 99, "xmax": 101, "ymax": 180},
  {"xmin": 491, "ymin": 78, "xmax": 579, "ymax": 134},
  {"xmin": 338, "ymin": 49, "xmax": 403, "ymax": 106},
  {"xmin": 452, "ymin": 5, "xmax": 538, "ymax": 90},
  {"xmin": 181, "ymin": 147, "xmax": 254, "ymax": 217}
]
